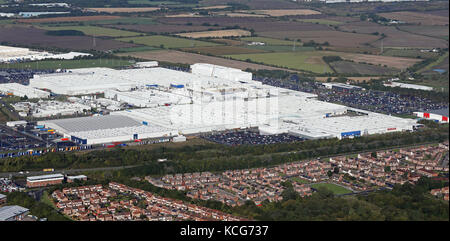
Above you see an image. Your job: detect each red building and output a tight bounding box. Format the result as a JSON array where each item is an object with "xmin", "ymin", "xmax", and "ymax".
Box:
[
  {"xmin": 0, "ymin": 193, "xmax": 6, "ymax": 205},
  {"xmin": 26, "ymin": 174, "xmax": 64, "ymax": 188}
]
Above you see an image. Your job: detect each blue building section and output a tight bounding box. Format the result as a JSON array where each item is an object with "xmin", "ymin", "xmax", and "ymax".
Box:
[
  {"xmin": 146, "ymin": 84, "xmax": 158, "ymax": 88},
  {"xmin": 170, "ymin": 84, "xmax": 184, "ymax": 88},
  {"xmin": 71, "ymin": 136, "xmax": 87, "ymax": 145},
  {"xmin": 142, "ymin": 121, "xmax": 148, "ymax": 125},
  {"xmin": 133, "ymin": 134, "xmax": 138, "ymax": 140},
  {"xmin": 341, "ymin": 131, "xmax": 361, "ymax": 138},
  {"xmin": 433, "ymin": 69, "xmax": 446, "ymax": 74}
]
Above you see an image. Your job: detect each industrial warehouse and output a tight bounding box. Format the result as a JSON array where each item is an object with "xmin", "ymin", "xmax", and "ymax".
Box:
[{"xmin": 21, "ymin": 63, "xmax": 419, "ymax": 145}]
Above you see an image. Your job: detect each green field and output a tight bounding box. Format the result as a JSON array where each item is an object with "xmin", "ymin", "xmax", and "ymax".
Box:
[
  {"xmin": 419, "ymin": 51, "xmax": 449, "ymax": 73},
  {"xmin": 0, "ymin": 59, "xmax": 134, "ymax": 70},
  {"xmin": 39, "ymin": 25, "xmax": 142, "ymax": 37},
  {"xmin": 311, "ymin": 183, "xmax": 353, "ymax": 195},
  {"xmin": 118, "ymin": 35, "xmax": 221, "ymax": 48},
  {"xmin": 241, "ymin": 37, "xmax": 298, "ymax": 46},
  {"xmin": 244, "ymin": 45, "xmax": 315, "ymax": 53},
  {"xmin": 225, "ymin": 51, "xmax": 333, "ymax": 74},
  {"xmin": 113, "ymin": 46, "xmax": 161, "ymax": 53},
  {"xmin": 299, "ymin": 19, "xmax": 343, "ymax": 26}
]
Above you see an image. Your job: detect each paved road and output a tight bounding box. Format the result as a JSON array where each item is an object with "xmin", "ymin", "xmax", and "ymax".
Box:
[{"xmin": 440, "ymin": 152, "xmax": 449, "ymax": 168}]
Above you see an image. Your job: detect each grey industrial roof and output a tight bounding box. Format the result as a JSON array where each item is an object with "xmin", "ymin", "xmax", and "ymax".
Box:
[
  {"xmin": 0, "ymin": 205, "xmax": 29, "ymax": 221},
  {"xmin": 43, "ymin": 115, "xmax": 142, "ymax": 133}
]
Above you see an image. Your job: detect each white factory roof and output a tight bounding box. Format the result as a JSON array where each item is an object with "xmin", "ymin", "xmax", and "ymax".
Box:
[
  {"xmin": 31, "ymin": 64, "xmax": 418, "ymax": 142},
  {"xmin": 67, "ymin": 175, "xmax": 87, "ymax": 180},
  {"xmin": 29, "ymin": 67, "xmax": 249, "ymax": 95},
  {"xmin": 384, "ymin": 82, "xmax": 433, "ymax": 91},
  {"xmin": 39, "ymin": 114, "xmax": 173, "ymax": 144},
  {"xmin": 0, "ymin": 83, "xmax": 50, "ymax": 98},
  {"xmin": 191, "ymin": 63, "xmax": 253, "ymax": 82},
  {"xmin": 27, "ymin": 174, "xmax": 64, "ymax": 182},
  {"xmin": 0, "ymin": 206, "xmax": 29, "ymax": 221},
  {"xmin": 69, "ymin": 124, "xmax": 171, "ymax": 140},
  {"xmin": 39, "ymin": 115, "xmax": 143, "ymax": 133},
  {"xmin": 0, "ymin": 45, "xmax": 90, "ymax": 63},
  {"xmin": 134, "ymin": 61, "xmax": 158, "ymax": 68}
]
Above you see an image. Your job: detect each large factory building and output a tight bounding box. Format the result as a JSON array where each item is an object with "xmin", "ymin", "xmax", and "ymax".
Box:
[
  {"xmin": 38, "ymin": 115, "xmax": 173, "ymax": 145},
  {"xmin": 29, "ymin": 63, "xmax": 418, "ymax": 145}
]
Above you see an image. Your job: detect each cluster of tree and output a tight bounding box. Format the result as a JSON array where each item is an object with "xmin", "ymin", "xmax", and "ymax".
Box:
[
  {"xmin": 246, "ymin": 177, "xmax": 448, "ymax": 221},
  {"xmin": 67, "ymin": 173, "xmax": 448, "ymax": 221},
  {"xmin": 45, "ymin": 30, "xmax": 85, "ymax": 36},
  {"xmin": 6, "ymin": 191, "xmax": 69, "ymax": 221},
  {"xmin": 303, "ymin": 40, "xmax": 330, "ymax": 48},
  {"xmin": 360, "ymin": 13, "xmax": 389, "ymax": 24},
  {"xmin": 5, "ymin": 124, "xmax": 446, "ymax": 174},
  {"xmin": 407, "ymin": 56, "xmax": 441, "ymax": 73},
  {"xmin": 322, "ymin": 56, "xmax": 343, "ymax": 64}
]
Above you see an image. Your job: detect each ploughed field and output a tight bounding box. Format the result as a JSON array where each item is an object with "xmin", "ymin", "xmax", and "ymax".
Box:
[
  {"xmin": 0, "ymin": 26, "xmax": 137, "ymax": 51},
  {"xmin": 117, "ymin": 49, "xmax": 299, "ymax": 71}
]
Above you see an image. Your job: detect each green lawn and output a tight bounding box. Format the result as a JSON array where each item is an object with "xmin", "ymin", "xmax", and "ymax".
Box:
[
  {"xmin": 41, "ymin": 191, "xmax": 73, "ymax": 220},
  {"xmin": 225, "ymin": 51, "xmax": 333, "ymax": 74},
  {"xmin": 40, "ymin": 191, "xmax": 55, "ymax": 207},
  {"xmin": 0, "ymin": 59, "xmax": 134, "ymax": 70},
  {"xmin": 311, "ymin": 183, "xmax": 353, "ymax": 195},
  {"xmin": 291, "ymin": 177, "xmax": 310, "ymax": 184},
  {"xmin": 240, "ymin": 37, "xmax": 298, "ymax": 46},
  {"xmin": 39, "ymin": 25, "xmax": 142, "ymax": 37},
  {"xmin": 117, "ymin": 35, "xmax": 221, "ymax": 48}
]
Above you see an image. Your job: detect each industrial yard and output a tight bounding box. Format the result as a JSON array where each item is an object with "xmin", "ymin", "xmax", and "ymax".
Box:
[{"xmin": 2, "ymin": 63, "xmax": 416, "ymax": 146}]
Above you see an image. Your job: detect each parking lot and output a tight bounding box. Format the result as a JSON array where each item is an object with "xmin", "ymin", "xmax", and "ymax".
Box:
[
  {"xmin": 0, "ymin": 177, "xmax": 21, "ymax": 192},
  {"xmin": 0, "ymin": 68, "xmax": 56, "ymax": 85},
  {"xmin": 0, "ymin": 124, "xmax": 47, "ymax": 152},
  {"xmin": 203, "ymin": 130, "xmax": 305, "ymax": 146},
  {"xmin": 255, "ymin": 76, "xmax": 448, "ymax": 116}
]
